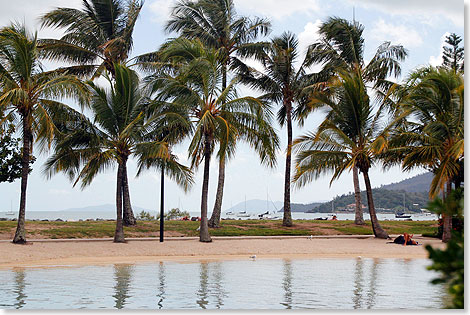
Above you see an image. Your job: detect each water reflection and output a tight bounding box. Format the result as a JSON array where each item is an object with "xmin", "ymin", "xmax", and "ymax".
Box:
[
  {"xmin": 196, "ymin": 263, "xmax": 209, "ymax": 309},
  {"xmin": 366, "ymin": 259, "xmax": 380, "ymax": 309},
  {"xmin": 0, "ymin": 258, "xmax": 444, "ymax": 309},
  {"xmin": 212, "ymin": 262, "xmax": 226, "ymax": 309},
  {"xmin": 156, "ymin": 262, "xmax": 165, "ymax": 309},
  {"xmin": 352, "ymin": 258, "xmax": 364, "ymax": 309},
  {"xmin": 13, "ymin": 269, "xmax": 27, "ymax": 309},
  {"xmin": 281, "ymin": 259, "xmax": 293, "ymax": 309},
  {"xmin": 112, "ymin": 264, "xmax": 134, "ymax": 309}
]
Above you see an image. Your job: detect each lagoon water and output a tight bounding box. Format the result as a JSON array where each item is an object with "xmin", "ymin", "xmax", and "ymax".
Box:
[{"xmin": 0, "ymin": 258, "xmax": 444, "ymax": 309}]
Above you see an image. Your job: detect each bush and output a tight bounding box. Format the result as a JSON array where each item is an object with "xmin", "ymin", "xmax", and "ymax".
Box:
[
  {"xmin": 136, "ymin": 210, "xmax": 155, "ymax": 221},
  {"xmin": 155, "ymin": 208, "xmax": 190, "ymax": 221}
]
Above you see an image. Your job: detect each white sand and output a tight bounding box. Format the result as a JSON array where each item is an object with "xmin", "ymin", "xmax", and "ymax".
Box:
[{"xmin": 0, "ymin": 236, "xmax": 445, "ymax": 269}]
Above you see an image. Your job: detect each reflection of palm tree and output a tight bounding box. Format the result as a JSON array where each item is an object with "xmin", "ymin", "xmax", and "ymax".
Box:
[
  {"xmin": 212, "ymin": 262, "xmax": 226, "ymax": 309},
  {"xmin": 366, "ymin": 259, "xmax": 380, "ymax": 309},
  {"xmin": 13, "ymin": 269, "xmax": 27, "ymax": 309},
  {"xmin": 156, "ymin": 262, "xmax": 165, "ymax": 309},
  {"xmin": 281, "ymin": 259, "xmax": 293, "ymax": 309},
  {"xmin": 352, "ymin": 258, "xmax": 364, "ymax": 309},
  {"xmin": 113, "ymin": 264, "xmax": 134, "ymax": 309},
  {"xmin": 196, "ymin": 263, "xmax": 209, "ymax": 309}
]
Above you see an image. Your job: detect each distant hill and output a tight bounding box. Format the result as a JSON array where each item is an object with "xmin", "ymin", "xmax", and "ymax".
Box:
[
  {"xmin": 280, "ymin": 202, "xmax": 323, "ymax": 212},
  {"xmin": 309, "ymin": 188, "xmax": 429, "ymax": 213},
  {"xmin": 379, "ymin": 172, "xmax": 432, "ymax": 193},
  {"xmin": 63, "ymin": 204, "xmax": 152, "ymax": 212},
  {"xmin": 224, "ymin": 199, "xmax": 283, "ymax": 213}
]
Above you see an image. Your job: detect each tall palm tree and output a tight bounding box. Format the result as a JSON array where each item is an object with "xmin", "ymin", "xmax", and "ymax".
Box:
[
  {"xmin": 41, "ymin": 0, "xmax": 146, "ymax": 225},
  {"xmin": 165, "ymin": 0, "xmax": 271, "ymax": 227},
  {"xmin": 0, "ymin": 23, "xmax": 89, "ymax": 244},
  {"xmin": 293, "ymin": 69, "xmax": 391, "ymax": 239},
  {"xmin": 40, "ymin": 0, "xmax": 144, "ymax": 78},
  {"xmin": 237, "ymin": 32, "xmax": 318, "ymax": 227},
  {"xmin": 153, "ymin": 39, "xmax": 278, "ymax": 241},
  {"xmin": 44, "ymin": 64, "xmax": 186, "ymax": 242},
  {"xmin": 305, "ymin": 17, "xmax": 407, "ymax": 225},
  {"xmin": 385, "ymin": 67, "xmax": 464, "ymax": 242}
]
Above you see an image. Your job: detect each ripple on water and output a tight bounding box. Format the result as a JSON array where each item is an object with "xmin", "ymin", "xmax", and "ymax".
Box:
[{"xmin": 0, "ymin": 258, "xmax": 445, "ymax": 309}]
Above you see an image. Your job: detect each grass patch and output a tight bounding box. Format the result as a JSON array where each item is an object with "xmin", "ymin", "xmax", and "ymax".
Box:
[{"xmin": 0, "ymin": 219, "xmax": 439, "ymax": 239}]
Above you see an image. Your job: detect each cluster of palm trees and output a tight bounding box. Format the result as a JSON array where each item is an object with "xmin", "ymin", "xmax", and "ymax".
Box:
[{"xmin": 0, "ymin": 0, "xmax": 463, "ymax": 244}]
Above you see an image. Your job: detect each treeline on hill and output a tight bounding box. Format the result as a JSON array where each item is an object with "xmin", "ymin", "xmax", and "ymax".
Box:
[{"xmin": 309, "ymin": 189, "xmax": 429, "ymax": 213}]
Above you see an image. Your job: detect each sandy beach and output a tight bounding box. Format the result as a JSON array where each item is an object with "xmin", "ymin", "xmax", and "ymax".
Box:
[{"xmin": 0, "ymin": 235, "xmax": 445, "ymax": 269}]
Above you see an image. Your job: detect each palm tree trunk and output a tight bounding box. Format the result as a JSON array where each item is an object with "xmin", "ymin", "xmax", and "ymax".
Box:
[
  {"xmin": 12, "ymin": 115, "xmax": 31, "ymax": 244},
  {"xmin": 114, "ymin": 162, "xmax": 125, "ymax": 243},
  {"xmin": 209, "ymin": 157, "xmax": 225, "ymax": 228},
  {"xmin": 122, "ymin": 161, "xmax": 136, "ymax": 226},
  {"xmin": 362, "ymin": 170, "xmax": 389, "ymax": 239},
  {"xmin": 283, "ymin": 103, "xmax": 293, "ymax": 227},
  {"xmin": 442, "ymin": 181, "xmax": 453, "ymax": 243},
  {"xmin": 160, "ymin": 165, "xmax": 164, "ymax": 242},
  {"xmin": 209, "ymin": 62, "xmax": 228, "ymax": 228},
  {"xmin": 353, "ymin": 166, "xmax": 365, "ymax": 225},
  {"xmin": 199, "ymin": 136, "xmax": 212, "ymax": 242}
]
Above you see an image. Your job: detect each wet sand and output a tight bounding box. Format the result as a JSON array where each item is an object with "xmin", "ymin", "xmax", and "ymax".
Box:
[{"xmin": 0, "ymin": 236, "xmax": 445, "ymax": 269}]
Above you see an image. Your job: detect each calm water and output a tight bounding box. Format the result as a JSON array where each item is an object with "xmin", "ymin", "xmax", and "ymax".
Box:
[
  {"xmin": 0, "ymin": 258, "xmax": 444, "ymax": 309},
  {"xmin": 0, "ymin": 210, "xmax": 437, "ymax": 221}
]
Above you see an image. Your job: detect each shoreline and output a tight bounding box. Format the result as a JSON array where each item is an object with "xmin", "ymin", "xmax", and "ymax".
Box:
[{"xmin": 0, "ymin": 236, "xmax": 445, "ymax": 269}]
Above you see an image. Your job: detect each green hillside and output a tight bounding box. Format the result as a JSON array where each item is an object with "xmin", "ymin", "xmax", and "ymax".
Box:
[
  {"xmin": 309, "ymin": 189, "xmax": 430, "ymax": 213},
  {"xmin": 379, "ymin": 172, "xmax": 432, "ymax": 192}
]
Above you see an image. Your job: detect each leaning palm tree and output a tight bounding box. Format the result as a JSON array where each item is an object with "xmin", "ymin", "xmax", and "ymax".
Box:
[
  {"xmin": 40, "ymin": 0, "xmax": 146, "ymax": 225},
  {"xmin": 153, "ymin": 39, "xmax": 278, "ymax": 241},
  {"xmin": 385, "ymin": 67, "xmax": 464, "ymax": 242},
  {"xmin": 305, "ymin": 17, "xmax": 407, "ymax": 225},
  {"xmin": 0, "ymin": 23, "xmax": 89, "ymax": 243},
  {"xmin": 293, "ymin": 69, "xmax": 391, "ymax": 239},
  {"xmin": 44, "ymin": 64, "xmax": 186, "ymax": 242},
  {"xmin": 165, "ymin": 0, "xmax": 271, "ymax": 227},
  {"xmin": 237, "ymin": 32, "xmax": 318, "ymax": 227}
]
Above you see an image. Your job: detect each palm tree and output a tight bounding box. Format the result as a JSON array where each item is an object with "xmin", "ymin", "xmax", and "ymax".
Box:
[
  {"xmin": 153, "ymin": 39, "xmax": 278, "ymax": 241},
  {"xmin": 385, "ymin": 67, "xmax": 464, "ymax": 242},
  {"xmin": 237, "ymin": 31, "xmax": 319, "ymax": 227},
  {"xmin": 305, "ymin": 17, "xmax": 407, "ymax": 225},
  {"xmin": 293, "ymin": 69, "xmax": 391, "ymax": 239},
  {"xmin": 165, "ymin": 0, "xmax": 271, "ymax": 227},
  {"xmin": 40, "ymin": 0, "xmax": 144, "ymax": 78},
  {"xmin": 0, "ymin": 23, "xmax": 89, "ymax": 244},
  {"xmin": 44, "ymin": 64, "xmax": 183, "ymax": 242},
  {"xmin": 41, "ymin": 0, "xmax": 147, "ymax": 225}
]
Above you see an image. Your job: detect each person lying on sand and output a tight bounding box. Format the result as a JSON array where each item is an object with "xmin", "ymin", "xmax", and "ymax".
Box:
[{"xmin": 392, "ymin": 233, "xmax": 419, "ymax": 246}]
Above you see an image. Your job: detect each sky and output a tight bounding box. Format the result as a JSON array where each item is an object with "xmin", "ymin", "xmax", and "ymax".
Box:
[{"xmin": 0, "ymin": 0, "xmax": 465, "ymax": 213}]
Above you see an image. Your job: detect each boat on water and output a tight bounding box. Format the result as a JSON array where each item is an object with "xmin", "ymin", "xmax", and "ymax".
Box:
[
  {"xmin": 237, "ymin": 211, "xmax": 251, "ymax": 217},
  {"xmin": 5, "ymin": 211, "xmax": 14, "ymax": 216},
  {"xmin": 395, "ymin": 212, "xmax": 412, "ymax": 219},
  {"xmin": 225, "ymin": 211, "xmax": 235, "ymax": 215}
]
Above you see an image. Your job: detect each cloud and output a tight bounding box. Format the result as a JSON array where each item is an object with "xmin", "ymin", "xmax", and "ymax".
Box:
[
  {"xmin": 429, "ymin": 32, "xmax": 451, "ymax": 67},
  {"xmin": 370, "ymin": 19, "xmax": 423, "ymax": 48},
  {"xmin": 0, "ymin": 0, "xmax": 82, "ymax": 39},
  {"xmin": 347, "ymin": 0, "xmax": 463, "ymax": 27},
  {"xmin": 235, "ymin": 0, "xmax": 321, "ymax": 20},
  {"xmin": 148, "ymin": 0, "xmax": 175, "ymax": 24}
]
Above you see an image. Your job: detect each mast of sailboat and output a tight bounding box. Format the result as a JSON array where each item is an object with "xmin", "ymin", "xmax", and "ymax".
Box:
[
  {"xmin": 403, "ymin": 193, "xmax": 405, "ymax": 212},
  {"xmin": 266, "ymin": 187, "xmax": 268, "ymax": 212},
  {"xmin": 245, "ymin": 195, "xmax": 246, "ymax": 212}
]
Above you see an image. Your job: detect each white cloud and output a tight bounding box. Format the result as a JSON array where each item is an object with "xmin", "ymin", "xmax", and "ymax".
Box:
[
  {"xmin": 347, "ymin": 0, "xmax": 463, "ymax": 27},
  {"xmin": 235, "ymin": 0, "xmax": 321, "ymax": 20},
  {"xmin": 429, "ymin": 32, "xmax": 451, "ymax": 67},
  {"xmin": 148, "ymin": 0, "xmax": 175, "ymax": 24},
  {"xmin": 297, "ymin": 20, "xmax": 322, "ymax": 56},
  {"xmin": 371, "ymin": 19, "xmax": 423, "ymax": 48},
  {"xmin": 0, "ymin": 0, "xmax": 82, "ymax": 39}
]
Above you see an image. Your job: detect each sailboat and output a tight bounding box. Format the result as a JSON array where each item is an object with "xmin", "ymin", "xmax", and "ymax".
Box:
[
  {"xmin": 395, "ymin": 194, "xmax": 411, "ymax": 218},
  {"xmin": 5, "ymin": 200, "xmax": 14, "ymax": 216}
]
